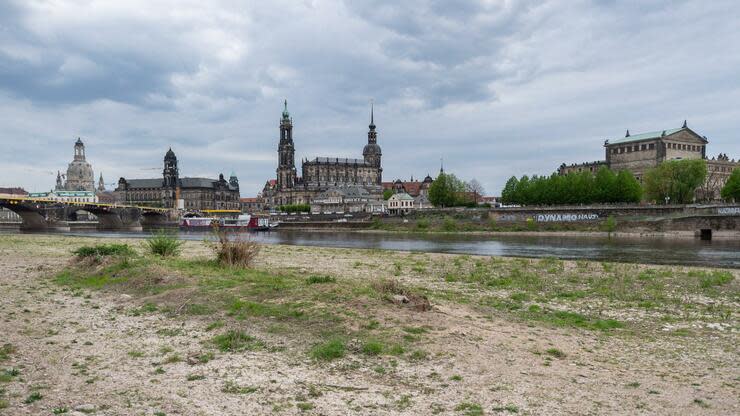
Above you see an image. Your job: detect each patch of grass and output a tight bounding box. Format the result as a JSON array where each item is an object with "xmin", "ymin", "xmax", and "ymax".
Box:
[
  {"xmin": 186, "ymin": 374, "xmax": 206, "ymax": 381},
  {"xmin": 227, "ymin": 299, "xmax": 304, "ymax": 320},
  {"xmin": 52, "ymin": 407, "xmax": 69, "ymax": 414},
  {"xmin": 0, "ymin": 345, "xmax": 15, "ymax": 362},
  {"xmin": 695, "ymin": 271, "xmax": 734, "ymax": 288},
  {"xmin": 450, "ymin": 374, "xmax": 463, "ymax": 381},
  {"xmin": 212, "ymin": 330, "xmax": 265, "ymax": 352},
  {"xmin": 296, "ymin": 402, "xmax": 314, "ymax": 412},
  {"xmin": 545, "ymin": 348, "xmax": 566, "ymax": 359},
  {"xmin": 402, "ymin": 326, "xmax": 427, "ymax": 335},
  {"xmin": 205, "ymin": 320, "xmax": 225, "ymax": 331},
  {"xmin": 144, "ymin": 230, "xmax": 183, "ymax": 257},
  {"xmin": 455, "ymin": 402, "xmax": 484, "ymax": 416},
  {"xmin": 626, "ymin": 381, "xmax": 640, "ymax": 388},
  {"xmin": 306, "ymin": 275, "xmax": 336, "ymax": 284},
  {"xmin": 525, "ymin": 309, "xmax": 624, "ymax": 331},
  {"xmin": 309, "ymin": 338, "xmax": 345, "ymax": 361},
  {"xmin": 395, "ymin": 394, "xmax": 413, "ymax": 410},
  {"xmin": 362, "ymin": 340, "xmax": 384, "ymax": 356},
  {"xmin": 24, "ymin": 391, "xmax": 42, "ymax": 404},
  {"xmin": 208, "ymin": 229, "xmax": 260, "ymax": 267},
  {"xmin": 73, "ymin": 243, "xmax": 134, "ymax": 258},
  {"xmin": 222, "ymin": 380, "xmax": 258, "ymax": 394},
  {"xmin": 127, "ymin": 350, "xmax": 145, "ymax": 358}
]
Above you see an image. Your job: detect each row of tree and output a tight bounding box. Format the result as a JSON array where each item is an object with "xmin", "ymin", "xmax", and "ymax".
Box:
[
  {"xmin": 500, "ymin": 167, "xmax": 642, "ymax": 205},
  {"xmin": 501, "ymin": 160, "xmax": 739, "ymax": 206}
]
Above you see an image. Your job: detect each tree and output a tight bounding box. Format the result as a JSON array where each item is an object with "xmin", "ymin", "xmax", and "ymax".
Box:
[
  {"xmin": 501, "ymin": 176, "xmax": 518, "ymax": 205},
  {"xmin": 466, "ymin": 179, "xmax": 485, "ymax": 203},
  {"xmin": 429, "ymin": 172, "xmax": 466, "ymax": 207},
  {"xmin": 382, "ymin": 188, "xmax": 394, "ymax": 200},
  {"xmin": 593, "ymin": 167, "xmax": 617, "ymax": 203},
  {"xmin": 614, "ymin": 170, "xmax": 643, "ymax": 203},
  {"xmin": 721, "ymin": 168, "xmax": 740, "ymax": 202},
  {"xmin": 643, "ymin": 159, "xmax": 707, "ymax": 204}
]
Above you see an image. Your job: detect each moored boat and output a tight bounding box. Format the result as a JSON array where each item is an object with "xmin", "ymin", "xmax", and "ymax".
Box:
[{"xmin": 180, "ymin": 214, "xmax": 275, "ymax": 231}]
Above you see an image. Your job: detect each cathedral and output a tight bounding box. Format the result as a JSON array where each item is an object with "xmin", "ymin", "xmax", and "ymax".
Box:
[
  {"xmin": 56, "ymin": 138, "xmax": 95, "ymax": 192},
  {"xmin": 263, "ymin": 101, "xmax": 383, "ymax": 206}
]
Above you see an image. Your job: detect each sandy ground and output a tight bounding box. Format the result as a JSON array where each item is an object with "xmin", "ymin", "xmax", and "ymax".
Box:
[{"xmin": 0, "ymin": 235, "xmax": 737, "ymax": 415}]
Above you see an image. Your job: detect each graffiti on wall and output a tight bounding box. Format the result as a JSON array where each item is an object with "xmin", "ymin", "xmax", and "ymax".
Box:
[
  {"xmin": 717, "ymin": 207, "xmax": 740, "ymax": 215},
  {"xmin": 535, "ymin": 213, "xmax": 599, "ymax": 222}
]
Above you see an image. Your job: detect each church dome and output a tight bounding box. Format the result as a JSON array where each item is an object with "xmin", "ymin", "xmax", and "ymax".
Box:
[
  {"xmin": 363, "ymin": 143, "xmax": 381, "ymax": 155},
  {"xmin": 65, "ymin": 159, "xmax": 95, "ymax": 191},
  {"xmin": 423, "ymin": 174, "xmax": 433, "ymax": 183}
]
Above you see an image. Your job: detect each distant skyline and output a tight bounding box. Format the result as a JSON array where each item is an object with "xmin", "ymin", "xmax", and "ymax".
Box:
[{"xmin": 1, "ymin": 0, "xmax": 739, "ymax": 195}]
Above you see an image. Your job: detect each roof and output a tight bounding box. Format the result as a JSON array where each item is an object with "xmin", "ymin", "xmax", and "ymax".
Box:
[
  {"xmin": 0, "ymin": 187, "xmax": 27, "ymax": 195},
  {"xmin": 180, "ymin": 177, "xmax": 218, "ymax": 188},
  {"xmin": 389, "ymin": 192, "xmax": 414, "ymax": 201},
  {"xmin": 606, "ymin": 126, "xmax": 706, "ymax": 145},
  {"xmin": 123, "ymin": 178, "xmax": 162, "ymax": 188},
  {"xmin": 307, "ymin": 157, "xmax": 368, "ymax": 165}
]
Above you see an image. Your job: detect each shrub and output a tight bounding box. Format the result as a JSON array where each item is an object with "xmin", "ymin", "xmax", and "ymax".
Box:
[
  {"xmin": 441, "ymin": 216, "xmax": 457, "ymax": 232},
  {"xmin": 209, "ymin": 228, "xmax": 260, "ymax": 268},
  {"xmin": 145, "ymin": 230, "xmax": 183, "ymax": 257},
  {"xmin": 603, "ymin": 215, "xmax": 617, "ymax": 234},
  {"xmin": 310, "ymin": 338, "xmax": 345, "ymax": 361},
  {"xmin": 416, "ymin": 218, "xmax": 430, "ymax": 230},
  {"xmin": 73, "ymin": 244, "xmax": 134, "ymax": 258},
  {"xmin": 361, "ymin": 340, "xmax": 384, "ymax": 356}
]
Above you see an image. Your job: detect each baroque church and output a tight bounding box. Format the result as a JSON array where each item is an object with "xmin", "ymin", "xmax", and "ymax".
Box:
[
  {"xmin": 262, "ymin": 101, "xmax": 383, "ymax": 207},
  {"xmin": 56, "ymin": 138, "xmax": 96, "ymax": 192},
  {"xmin": 115, "ymin": 148, "xmax": 240, "ymax": 210}
]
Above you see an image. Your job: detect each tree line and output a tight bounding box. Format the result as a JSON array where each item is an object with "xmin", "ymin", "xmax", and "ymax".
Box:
[
  {"xmin": 501, "ymin": 167, "xmax": 642, "ymax": 205},
  {"xmin": 501, "ymin": 160, "xmax": 740, "ymax": 206}
]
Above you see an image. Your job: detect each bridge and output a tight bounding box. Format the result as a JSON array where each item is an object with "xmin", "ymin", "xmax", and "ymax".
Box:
[{"xmin": 0, "ymin": 197, "xmax": 174, "ymax": 230}]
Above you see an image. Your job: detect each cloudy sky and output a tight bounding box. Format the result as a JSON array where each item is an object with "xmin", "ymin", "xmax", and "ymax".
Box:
[{"xmin": 1, "ymin": 0, "xmax": 739, "ymax": 196}]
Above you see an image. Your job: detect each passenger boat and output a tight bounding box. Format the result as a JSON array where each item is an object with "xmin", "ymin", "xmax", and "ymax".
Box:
[{"xmin": 180, "ymin": 214, "xmax": 276, "ymax": 231}]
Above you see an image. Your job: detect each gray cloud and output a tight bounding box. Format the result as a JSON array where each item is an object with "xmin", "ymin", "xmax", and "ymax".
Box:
[{"xmin": 0, "ymin": 0, "xmax": 739, "ymax": 196}]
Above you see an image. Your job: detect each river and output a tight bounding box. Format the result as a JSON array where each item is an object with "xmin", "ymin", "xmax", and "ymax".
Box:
[{"xmin": 4, "ymin": 228, "xmax": 739, "ymax": 268}]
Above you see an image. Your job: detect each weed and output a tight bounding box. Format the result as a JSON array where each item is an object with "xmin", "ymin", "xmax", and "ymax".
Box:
[
  {"xmin": 208, "ymin": 228, "xmax": 259, "ymax": 268},
  {"xmin": 73, "ymin": 244, "xmax": 134, "ymax": 258},
  {"xmin": 144, "ymin": 230, "xmax": 183, "ymax": 257},
  {"xmin": 296, "ymin": 402, "xmax": 314, "ymax": 412},
  {"xmin": 52, "ymin": 407, "xmax": 69, "ymax": 414},
  {"xmin": 307, "ymin": 275, "xmax": 336, "ymax": 284},
  {"xmin": 310, "ymin": 338, "xmax": 345, "ymax": 361},
  {"xmin": 455, "ymin": 402, "xmax": 484, "ymax": 416},
  {"xmin": 626, "ymin": 382, "xmax": 640, "ymax": 388},
  {"xmin": 212, "ymin": 330, "xmax": 265, "ymax": 352},
  {"xmin": 396, "ymin": 394, "xmax": 413, "ymax": 410},
  {"xmin": 127, "ymin": 350, "xmax": 145, "ymax": 358},
  {"xmin": 450, "ymin": 374, "xmax": 463, "ymax": 381},
  {"xmin": 222, "ymin": 380, "xmax": 258, "ymax": 394},
  {"xmin": 24, "ymin": 391, "xmax": 42, "ymax": 404},
  {"xmin": 205, "ymin": 321, "xmax": 225, "ymax": 331},
  {"xmin": 545, "ymin": 348, "xmax": 566, "ymax": 359},
  {"xmin": 186, "ymin": 374, "xmax": 206, "ymax": 381},
  {"xmin": 693, "ymin": 398, "xmax": 709, "ymax": 408}
]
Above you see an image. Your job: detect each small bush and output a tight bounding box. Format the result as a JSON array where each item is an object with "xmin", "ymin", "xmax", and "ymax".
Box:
[
  {"xmin": 603, "ymin": 215, "xmax": 617, "ymax": 234},
  {"xmin": 441, "ymin": 216, "xmax": 457, "ymax": 232},
  {"xmin": 306, "ymin": 275, "xmax": 336, "ymax": 284},
  {"xmin": 145, "ymin": 230, "xmax": 183, "ymax": 257},
  {"xmin": 416, "ymin": 218, "xmax": 430, "ymax": 230},
  {"xmin": 362, "ymin": 340, "xmax": 384, "ymax": 356},
  {"xmin": 208, "ymin": 228, "xmax": 260, "ymax": 268},
  {"xmin": 310, "ymin": 338, "xmax": 345, "ymax": 361},
  {"xmin": 24, "ymin": 391, "xmax": 42, "ymax": 404},
  {"xmin": 212, "ymin": 330, "xmax": 264, "ymax": 352},
  {"xmin": 73, "ymin": 244, "xmax": 134, "ymax": 258}
]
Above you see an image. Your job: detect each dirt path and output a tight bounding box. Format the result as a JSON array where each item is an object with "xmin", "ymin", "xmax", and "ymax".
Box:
[{"xmin": 0, "ymin": 235, "xmax": 737, "ymax": 415}]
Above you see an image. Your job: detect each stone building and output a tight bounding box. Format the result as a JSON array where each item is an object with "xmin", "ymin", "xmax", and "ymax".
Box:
[
  {"xmin": 309, "ymin": 185, "xmax": 384, "ymax": 214},
  {"xmin": 115, "ymin": 148, "xmax": 240, "ymax": 211},
  {"xmin": 558, "ymin": 121, "xmax": 738, "ymax": 199},
  {"xmin": 56, "ymin": 138, "xmax": 96, "ymax": 192},
  {"xmin": 262, "ymin": 101, "xmax": 383, "ymax": 207}
]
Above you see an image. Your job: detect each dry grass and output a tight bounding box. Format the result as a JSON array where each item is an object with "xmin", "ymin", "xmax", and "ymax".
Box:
[{"xmin": 208, "ymin": 228, "xmax": 260, "ymax": 268}]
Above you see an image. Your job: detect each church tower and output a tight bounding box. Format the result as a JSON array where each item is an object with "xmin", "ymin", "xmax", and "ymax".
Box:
[
  {"xmin": 276, "ymin": 100, "xmax": 296, "ymax": 191},
  {"xmin": 97, "ymin": 173, "xmax": 105, "ymax": 192},
  {"xmin": 163, "ymin": 148, "xmax": 179, "ymax": 188},
  {"xmin": 363, "ymin": 102, "xmax": 382, "ymax": 183}
]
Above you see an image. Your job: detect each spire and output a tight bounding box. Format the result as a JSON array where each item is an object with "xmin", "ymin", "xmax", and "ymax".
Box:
[
  {"xmin": 682, "ymin": 119, "xmax": 687, "ymax": 128},
  {"xmin": 282, "ymin": 99, "xmax": 290, "ymax": 120},
  {"xmin": 369, "ymin": 99, "xmax": 375, "ymax": 130},
  {"xmin": 625, "ymin": 129, "xmax": 630, "ymax": 137},
  {"xmin": 440, "ymin": 157, "xmax": 444, "ymax": 174}
]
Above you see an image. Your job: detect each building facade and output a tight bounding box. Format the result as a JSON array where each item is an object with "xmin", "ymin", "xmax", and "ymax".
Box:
[
  {"xmin": 263, "ymin": 101, "xmax": 383, "ymax": 207},
  {"xmin": 382, "ymin": 175, "xmax": 434, "ymax": 197},
  {"xmin": 115, "ymin": 148, "xmax": 240, "ymax": 211},
  {"xmin": 56, "ymin": 138, "xmax": 96, "ymax": 192},
  {"xmin": 558, "ymin": 121, "xmax": 738, "ymax": 199},
  {"xmin": 309, "ymin": 185, "xmax": 384, "ymax": 214}
]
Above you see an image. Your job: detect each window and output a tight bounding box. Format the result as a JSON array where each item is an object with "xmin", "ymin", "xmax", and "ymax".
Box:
[{"xmin": 649, "ymin": 143, "xmax": 655, "ymax": 150}]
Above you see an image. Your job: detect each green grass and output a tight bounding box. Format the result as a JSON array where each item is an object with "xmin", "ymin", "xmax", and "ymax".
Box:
[
  {"xmin": 24, "ymin": 391, "xmax": 42, "ymax": 404},
  {"xmin": 361, "ymin": 340, "xmax": 384, "ymax": 356},
  {"xmin": 310, "ymin": 338, "xmax": 345, "ymax": 361},
  {"xmin": 144, "ymin": 230, "xmax": 183, "ymax": 257},
  {"xmin": 212, "ymin": 330, "xmax": 265, "ymax": 352},
  {"xmin": 545, "ymin": 348, "xmax": 566, "ymax": 359},
  {"xmin": 0, "ymin": 344, "xmax": 15, "ymax": 361},
  {"xmin": 73, "ymin": 243, "xmax": 134, "ymax": 258},
  {"xmin": 222, "ymin": 380, "xmax": 258, "ymax": 394},
  {"xmin": 455, "ymin": 402, "xmax": 484, "ymax": 416},
  {"xmin": 306, "ymin": 275, "xmax": 336, "ymax": 284}
]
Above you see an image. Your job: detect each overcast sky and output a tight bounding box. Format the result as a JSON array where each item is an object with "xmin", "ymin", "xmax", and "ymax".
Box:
[{"xmin": 1, "ymin": 0, "xmax": 739, "ymax": 196}]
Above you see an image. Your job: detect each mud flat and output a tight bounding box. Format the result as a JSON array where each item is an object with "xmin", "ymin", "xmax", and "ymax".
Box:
[{"xmin": 0, "ymin": 234, "xmax": 737, "ymax": 415}]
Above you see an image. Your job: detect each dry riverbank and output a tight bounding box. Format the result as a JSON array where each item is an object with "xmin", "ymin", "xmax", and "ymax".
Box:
[{"xmin": 0, "ymin": 234, "xmax": 737, "ymax": 415}]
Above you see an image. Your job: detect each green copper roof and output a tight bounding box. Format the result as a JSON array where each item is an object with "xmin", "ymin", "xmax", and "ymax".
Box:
[{"xmin": 607, "ymin": 127, "xmax": 684, "ymax": 145}]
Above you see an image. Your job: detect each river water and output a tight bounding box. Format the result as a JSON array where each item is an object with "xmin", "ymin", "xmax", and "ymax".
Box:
[{"xmin": 5, "ymin": 228, "xmax": 739, "ymax": 268}]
